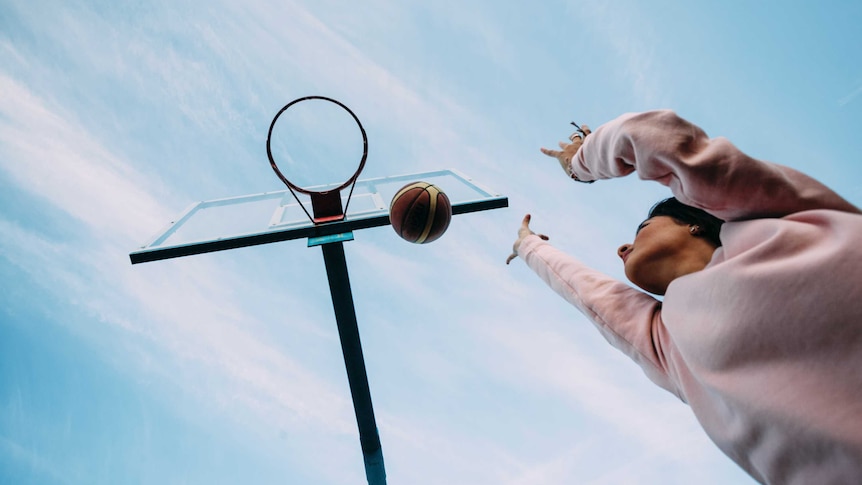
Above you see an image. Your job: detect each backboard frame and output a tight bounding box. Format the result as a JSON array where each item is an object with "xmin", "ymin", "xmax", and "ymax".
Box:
[{"xmin": 130, "ymin": 168, "xmax": 507, "ymax": 264}]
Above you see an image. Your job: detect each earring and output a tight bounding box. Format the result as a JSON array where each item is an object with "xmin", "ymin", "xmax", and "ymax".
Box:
[{"xmin": 690, "ymin": 225, "xmax": 701, "ymax": 235}]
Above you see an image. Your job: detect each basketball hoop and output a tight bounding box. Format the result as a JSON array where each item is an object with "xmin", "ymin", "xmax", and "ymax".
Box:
[{"xmin": 266, "ymin": 96, "xmax": 368, "ymax": 224}]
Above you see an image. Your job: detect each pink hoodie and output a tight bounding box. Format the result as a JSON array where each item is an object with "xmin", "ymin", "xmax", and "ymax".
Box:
[{"xmin": 518, "ymin": 111, "xmax": 862, "ymax": 484}]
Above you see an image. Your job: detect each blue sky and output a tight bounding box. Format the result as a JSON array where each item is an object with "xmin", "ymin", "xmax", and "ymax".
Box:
[{"xmin": 2, "ymin": 1, "xmax": 861, "ymax": 484}]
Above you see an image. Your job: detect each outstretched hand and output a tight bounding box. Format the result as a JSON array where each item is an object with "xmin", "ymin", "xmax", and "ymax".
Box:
[
  {"xmin": 506, "ymin": 214, "xmax": 549, "ymax": 265},
  {"xmin": 540, "ymin": 123, "xmax": 591, "ymax": 178}
]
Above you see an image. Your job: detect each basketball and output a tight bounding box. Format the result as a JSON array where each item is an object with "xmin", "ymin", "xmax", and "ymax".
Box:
[{"xmin": 389, "ymin": 182, "xmax": 452, "ymax": 244}]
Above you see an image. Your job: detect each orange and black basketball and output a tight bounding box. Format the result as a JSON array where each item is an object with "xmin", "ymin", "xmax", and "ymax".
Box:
[{"xmin": 389, "ymin": 182, "xmax": 452, "ymax": 244}]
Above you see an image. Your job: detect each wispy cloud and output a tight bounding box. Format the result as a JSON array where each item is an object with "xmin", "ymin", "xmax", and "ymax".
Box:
[
  {"xmin": 0, "ymin": 436, "xmax": 68, "ymax": 485},
  {"xmin": 0, "ymin": 73, "xmax": 170, "ymax": 243},
  {"xmin": 475, "ymin": 319, "xmax": 700, "ymax": 446},
  {"xmin": 575, "ymin": 3, "xmax": 669, "ymax": 108},
  {"xmin": 838, "ymin": 82, "xmax": 862, "ymax": 107},
  {"xmin": 0, "ymin": 73, "xmax": 355, "ymax": 436}
]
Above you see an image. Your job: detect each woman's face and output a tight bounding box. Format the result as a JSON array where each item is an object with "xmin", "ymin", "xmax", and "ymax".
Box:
[{"xmin": 617, "ymin": 216, "xmax": 713, "ymax": 295}]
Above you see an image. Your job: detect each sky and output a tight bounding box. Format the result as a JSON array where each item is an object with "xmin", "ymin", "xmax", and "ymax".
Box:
[{"xmin": 1, "ymin": 1, "xmax": 861, "ymax": 484}]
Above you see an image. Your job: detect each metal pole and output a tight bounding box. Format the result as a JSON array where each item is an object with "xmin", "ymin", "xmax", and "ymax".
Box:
[{"xmin": 319, "ymin": 240, "xmax": 386, "ymax": 485}]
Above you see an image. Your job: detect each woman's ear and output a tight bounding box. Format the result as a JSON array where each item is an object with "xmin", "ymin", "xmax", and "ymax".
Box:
[{"xmin": 689, "ymin": 224, "xmax": 703, "ymax": 236}]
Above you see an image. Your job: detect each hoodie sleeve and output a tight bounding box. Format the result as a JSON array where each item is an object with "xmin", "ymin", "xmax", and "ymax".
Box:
[
  {"xmin": 571, "ymin": 110, "xmax": 861, "ymax": 221},
  {"xmin": 518, "ymin": 235, "xmax": 683, "ymax": 397}
]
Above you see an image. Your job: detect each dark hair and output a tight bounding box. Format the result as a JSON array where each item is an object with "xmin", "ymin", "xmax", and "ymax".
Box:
[{"xmin": 647, "ymin": 197, "xmax": 724, "ymax": 247}]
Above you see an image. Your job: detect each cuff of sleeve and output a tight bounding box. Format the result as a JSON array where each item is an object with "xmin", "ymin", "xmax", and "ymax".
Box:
[
  {"xmin": 517, "ymin": 234, "xmax": 550, "ymax": 258},
  {"xmin": 569, "ymin": 146, "xmax": 595, "ymax": 183}
]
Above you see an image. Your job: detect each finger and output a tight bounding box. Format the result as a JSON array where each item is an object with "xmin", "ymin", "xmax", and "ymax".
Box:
[
  {"xmin": 540, "ymin": 147, "xmax": 560, "ymax": 158},
  {"xmin": 558, "ymin": 141, "xmax": 570, "ymax": 150},
  {"xmin": 518, "ymin": 214, "xmax": 534, "ymax": 238},
  {"xmin": 581, "ymin": 124, "xmax": 591, "ymax": 136},
  {"xmin": 506, "ymin": 252, "xmax": 517, "ymax": 265}
]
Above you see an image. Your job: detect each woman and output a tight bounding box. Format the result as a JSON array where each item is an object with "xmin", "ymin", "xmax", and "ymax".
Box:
[{"xmin": 506, "ymin": 110, "xmax": 862, "ymax": 484}]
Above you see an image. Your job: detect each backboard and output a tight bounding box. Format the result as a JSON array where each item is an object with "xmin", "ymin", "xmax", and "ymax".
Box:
[{"xmin": 130, "ymin": 168, "xmax": 507, "ymax": 264}]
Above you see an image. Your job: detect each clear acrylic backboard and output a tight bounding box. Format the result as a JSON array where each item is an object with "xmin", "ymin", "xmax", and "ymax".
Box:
[{"xmin": 130, "ymin": 168, "xmax": 507, "ymax": 264}]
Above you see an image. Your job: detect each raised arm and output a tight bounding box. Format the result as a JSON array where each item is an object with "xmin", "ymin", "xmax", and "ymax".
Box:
[
  {"xmin": 569, "ymin": 110, "xmax": 860, "ymax": 221},
  {"xmin": 517, "ymin": 232, "xmax": 683, "ymax": 398}
]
